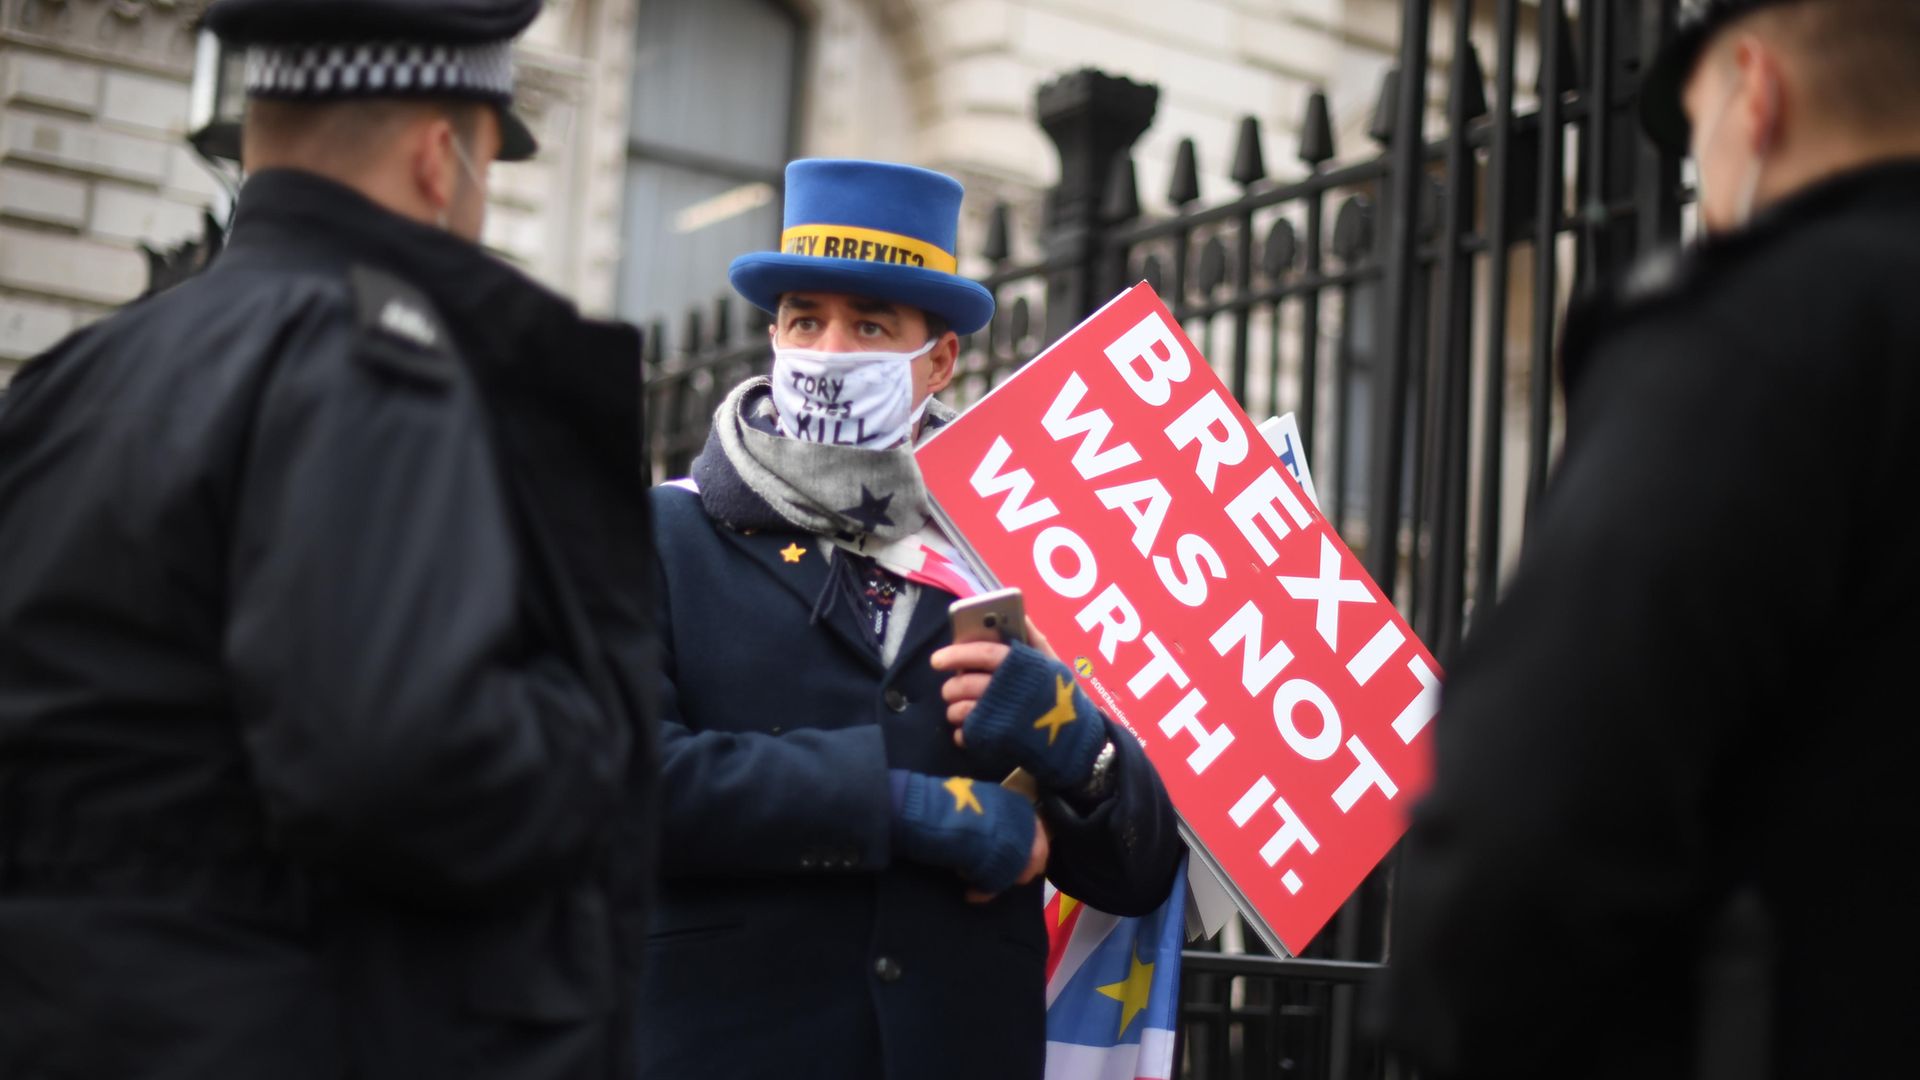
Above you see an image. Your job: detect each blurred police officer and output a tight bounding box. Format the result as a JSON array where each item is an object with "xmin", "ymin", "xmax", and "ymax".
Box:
[
  {"xmin": 0, "ymin": 2, "xmax": 654, "ymax": 1077},
  {"xmin": 1384, "ymin": 2, "xmax": 1920, "ymax": 1077}
]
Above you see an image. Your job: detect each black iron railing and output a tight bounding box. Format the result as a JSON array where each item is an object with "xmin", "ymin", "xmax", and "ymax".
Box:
[{"xmin": 644, "ymin": 2, "xmax": 1688, "ymax": 1076}]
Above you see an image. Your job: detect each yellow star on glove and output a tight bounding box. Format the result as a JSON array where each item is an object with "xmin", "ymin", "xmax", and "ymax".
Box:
[
  {"xmin": 779, "ymin": 543, "xmax": 806, "ymax": 563},
  {"xmin": 943, "ymin": 776, "xmax": 984, "ymax": 815},
  {"xmin": 1032, "ymin": 674, "xmax": 1078, "ymax": 745}
]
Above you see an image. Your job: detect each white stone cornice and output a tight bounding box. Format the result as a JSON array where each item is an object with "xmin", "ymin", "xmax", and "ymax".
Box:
[{"xmin": 6, "ymin": 0, "xmax": 207, "ymax": 76}]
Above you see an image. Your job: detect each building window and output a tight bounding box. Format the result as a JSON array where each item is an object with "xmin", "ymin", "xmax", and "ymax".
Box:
[{"xmin": 617, "ymin": 0, "xmax": 803, "ymax": 332}]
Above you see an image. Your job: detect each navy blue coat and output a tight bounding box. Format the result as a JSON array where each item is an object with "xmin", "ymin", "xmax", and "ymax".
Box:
[{"xmin": 639, "ymin": 485, "xmax": 1183, "ymax": 1080}]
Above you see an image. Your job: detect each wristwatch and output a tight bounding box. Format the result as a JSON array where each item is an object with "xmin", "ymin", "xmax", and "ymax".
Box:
[{"xmin": 1072, "ymin": 738, "xmax": 1118, "ymax": 805}]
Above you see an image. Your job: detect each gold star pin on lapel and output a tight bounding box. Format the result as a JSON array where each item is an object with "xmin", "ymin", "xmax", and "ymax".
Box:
[{"xmin": 779, "ymin": 542, "xmax": 806, "ymax": 564}]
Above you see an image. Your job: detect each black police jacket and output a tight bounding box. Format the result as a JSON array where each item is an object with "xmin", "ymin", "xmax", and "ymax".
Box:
[
  {"xmin": 1382, "ymin": 159, "xmax": 1920, "ymax": 1079},
  {"xmin": 0, "ymin": 170, "xmax": 655, "ymax": 1079}
]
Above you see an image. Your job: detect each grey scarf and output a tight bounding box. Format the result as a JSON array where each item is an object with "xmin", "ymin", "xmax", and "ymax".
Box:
[{"xmin": 692, "ymin": 376, "xmax": 956, "ymax": 542}]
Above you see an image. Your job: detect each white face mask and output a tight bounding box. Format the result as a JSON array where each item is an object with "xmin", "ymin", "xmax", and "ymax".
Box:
[{"xmin": 772, "ymin": 338, "xmax": 938, "ymax": 449}]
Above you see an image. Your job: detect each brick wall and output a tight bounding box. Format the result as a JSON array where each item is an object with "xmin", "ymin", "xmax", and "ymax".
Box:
[
  {"xmin": 0, "ymin": 0, "xmax": 623, "ymax": 382},
  {"xmin": 1, "ymin": 0, "xmax": 218, "ymax": 385}
]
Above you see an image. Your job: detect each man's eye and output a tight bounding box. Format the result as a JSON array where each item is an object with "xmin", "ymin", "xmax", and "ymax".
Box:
[{"xmin": 859, "ymin": 322, "xmax": 887, "ymax": 336}]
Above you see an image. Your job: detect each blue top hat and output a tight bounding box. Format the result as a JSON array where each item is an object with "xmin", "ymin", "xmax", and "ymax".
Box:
[{"xmin": 729, "ymin": 159, "xmax": 995, "ymax": 336}]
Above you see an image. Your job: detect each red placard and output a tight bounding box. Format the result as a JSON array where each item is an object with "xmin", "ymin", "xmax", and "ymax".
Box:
[{"xmin": 918, "ymin": 284, "xmax": 1439, "ymax": 955}]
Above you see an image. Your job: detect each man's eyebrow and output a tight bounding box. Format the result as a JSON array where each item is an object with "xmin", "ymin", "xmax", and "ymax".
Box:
[
  {"xmin": 849, "ymin": 298, "xmax": 903, "ymax": 318},
  {"xmin": 780, "ymin": 296, "xmax": 821, "ymax": 313}
]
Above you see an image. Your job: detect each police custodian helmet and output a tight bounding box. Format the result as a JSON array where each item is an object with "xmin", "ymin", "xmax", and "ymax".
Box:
[{"xmin": 202, "ymin": 0, "xmax": 545, "ymax": 161}]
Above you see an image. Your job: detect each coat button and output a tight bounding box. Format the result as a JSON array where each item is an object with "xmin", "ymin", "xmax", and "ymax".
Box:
[
  {"xmin": 883, "ymin": 688, "xmax": 909, "ymax": 713},
  {"xmin": 873, "ymin": 956, "xmax": 903, "ymax": 983}
]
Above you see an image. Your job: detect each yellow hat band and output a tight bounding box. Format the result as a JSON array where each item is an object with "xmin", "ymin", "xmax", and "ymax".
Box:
[{"xmin": 779, "ymin": 224, "xmax": 958, "ymax": 275}]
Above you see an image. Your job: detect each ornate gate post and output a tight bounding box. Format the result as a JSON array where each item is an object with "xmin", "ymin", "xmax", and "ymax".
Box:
[{"xmin": 1034, "ymin": 69, "xmax": 1158, "ymax": 340}]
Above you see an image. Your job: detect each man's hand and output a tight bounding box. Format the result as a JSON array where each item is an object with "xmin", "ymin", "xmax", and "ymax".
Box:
[
  {"xmin": 966, "ymin": 819, "xmax": 1049, "ymax": 903},
  {"xmin": 889, "ymin": 770, "xmax": 1042, "ymax": 897},
  {"xmin": 930, "ymin": 619, "xmax": 1062, "ymax": 734},
  {"xmin": 931, "ymin": 637, "xmax": 1106, "ymax": 792},
  {"xmin": 930, "ymin": 639, "xmax": 1006, "ymax": 734}
]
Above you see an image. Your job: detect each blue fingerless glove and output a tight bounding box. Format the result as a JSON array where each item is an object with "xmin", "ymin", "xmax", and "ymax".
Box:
[
  {"xmin": 889, "ymin": 769, "xmax": 1035, "ymax": 895},
  {"xmin": 962, "ymin": 641, "xmax": 1106, "ymax": 791}
]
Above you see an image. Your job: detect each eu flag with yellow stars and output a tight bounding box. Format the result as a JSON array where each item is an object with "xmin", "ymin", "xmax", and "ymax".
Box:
[{"xmin": 1042, "ymin": 856, "xmax": 1187, "ymax": 1079}]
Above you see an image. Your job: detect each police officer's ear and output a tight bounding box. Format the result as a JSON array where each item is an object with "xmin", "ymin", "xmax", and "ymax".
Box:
[
  {"xmin": 414, "ymin": 114, "xmax": 459, "ymax": 218},
  {"xmin": 1746, "ymin": 44, "xmax": 1782, "ymax": 159},
  {"xmin": 412, "ymin": 103, "xmax": 495, "ymax": 239},
  {"xmin": 1714, "ymin": 33, "xmax": 1786, "ymax": 159}
]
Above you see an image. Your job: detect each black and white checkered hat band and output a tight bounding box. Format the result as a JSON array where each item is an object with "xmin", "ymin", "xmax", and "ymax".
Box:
[{"xmin": 244, "ymin": 40, "xmax": 515, "ymax": 99}]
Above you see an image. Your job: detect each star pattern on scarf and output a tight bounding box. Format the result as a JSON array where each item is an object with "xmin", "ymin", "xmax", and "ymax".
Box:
[{"xmin": 838, "ymin": 485, "xmax": 896, "ymax": 532}]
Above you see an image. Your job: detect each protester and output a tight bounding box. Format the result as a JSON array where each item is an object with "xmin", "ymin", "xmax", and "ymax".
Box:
[
  {"xmin": 1382, "ymin": 1, "xmax": 1920, "ymax": 1076},
  {"xmin": 641, "ymin": 158, "xmax": 1184, "ymax": 1079},
  {"xmin": 0, "ymin": 1, "xmax": 654, "ymax": 1076}
]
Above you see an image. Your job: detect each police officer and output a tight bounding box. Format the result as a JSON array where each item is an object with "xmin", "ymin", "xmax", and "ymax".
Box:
[
  {"xmin": 1382, "ymin": 2, "xmax": 1920, "ymax": 1077},
  {"xmin": 0, "ymin": 2, "xmax": 654, "ymax": 1077}
]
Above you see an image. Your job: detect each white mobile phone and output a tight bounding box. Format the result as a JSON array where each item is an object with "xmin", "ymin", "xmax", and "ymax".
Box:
[
  {"xmin": 948, "ymin": 587, "xmax": 1027, "ymax": 647},
  {"xmin": 947, "ymin": 588, "xmax": 1040, "ymax": 802}
]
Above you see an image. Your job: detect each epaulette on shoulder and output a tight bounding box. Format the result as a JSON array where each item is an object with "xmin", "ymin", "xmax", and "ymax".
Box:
[
  {"xmin": 1617, "ymin": 245, "xmax": 1697, "ymax": 308},
  {"xmin": 348, "ymin": 263, "xmax": 454, "ymax": 386},
  {"xmin": 1560, "ymin": 244, "xmax": 1706, "ymax": 399}
]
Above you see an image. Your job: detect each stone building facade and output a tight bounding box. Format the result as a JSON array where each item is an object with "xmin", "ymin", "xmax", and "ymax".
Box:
[{"xmin": 0, "ymin": 0, "xmax": 1491, "ymax": 384}]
